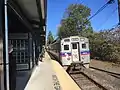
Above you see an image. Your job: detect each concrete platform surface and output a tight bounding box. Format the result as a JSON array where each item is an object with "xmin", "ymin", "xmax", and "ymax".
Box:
[
  {"xmin": 24, "ymin": 52, "xmax": 80, "ymax": 90},
  {"xmin": 24, "ymin": 52, "xmax": 61, "ymax": 90}
]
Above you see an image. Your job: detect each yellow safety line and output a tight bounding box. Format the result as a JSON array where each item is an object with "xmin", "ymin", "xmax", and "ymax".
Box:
[{"xmin": 51, "ymin": 60, "xmax": 80, "ymax": 90}]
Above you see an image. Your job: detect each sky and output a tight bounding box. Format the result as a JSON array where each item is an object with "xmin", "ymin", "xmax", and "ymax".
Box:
[{"xmin": 47, "ymin": 0, "xmax": 118, "ymax": 38}]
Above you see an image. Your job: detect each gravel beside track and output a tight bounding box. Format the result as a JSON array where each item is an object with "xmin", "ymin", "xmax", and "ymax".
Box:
[
  {"xmin": 68, "ymin": 68, "xmax": 120, "ymax": 90},
  {"xmin": 90, "ymin": 67, "xmax": 120, "ymax": 79},
  {"xmin": 90, "ymin": 60, "xmax": 120, "ymax": 74},
  {"xmin": 89, "ymin": 67, "xmax": 120, "ymax": 89},
  {"xmin": 70, "ymin": 72, "xmax": 104, "ymax": 90},
  {"xmin": 48, "ymin": 52, "xmax": 120, "ymax": 90},
  {"xmin": 82, "ymin": 69, "xmax": 120, "ymax": 90}
]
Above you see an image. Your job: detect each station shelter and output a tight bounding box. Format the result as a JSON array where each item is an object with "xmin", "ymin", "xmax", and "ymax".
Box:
[{"xmin": 0, "ymin": 0, "xmax": 47, "ymax": 90}]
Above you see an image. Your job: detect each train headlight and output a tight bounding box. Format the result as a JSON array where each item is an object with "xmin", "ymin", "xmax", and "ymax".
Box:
[
  {"xmin": 65, "ymin": 53, "xmax": 70, "ymax": 60},
  {"xmin": 64, "ymin": 53, "xmax": 68, "ymax": 57},
  {"xmin": 82, "ymin": 56, "xmax": 85, "ymax": 60},
  {"xmin": 67, "ymin": 57, "xmax": 70, "ymax": 60}
]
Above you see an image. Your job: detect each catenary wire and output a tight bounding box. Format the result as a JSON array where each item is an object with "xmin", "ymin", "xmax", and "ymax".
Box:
[{"xmin": 98, "ymin": 7, "xmax": 117, "ymax": 30}]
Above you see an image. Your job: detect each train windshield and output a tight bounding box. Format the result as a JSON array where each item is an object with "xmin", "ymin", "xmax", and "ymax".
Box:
[
  {"xmin": 64, "ymin": 45, "xmax": 69, "ymax": 50},
  {"xmin": 82, "ymin": 43, "xmax": 86, "ymax": 49}
]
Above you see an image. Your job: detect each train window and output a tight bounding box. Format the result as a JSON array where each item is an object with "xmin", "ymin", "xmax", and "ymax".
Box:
[
  {"xmin": 71, "ymin": 38, "xmax": 79, "ymax": 41},
  {"xmin": 82, "ymin": 43, "xmax": 86, "ymax": 49},
  {"xmin": 64, "ymin": 45, "xmax": 69, "ymax": 50},
  {"xmin": 72, "ymin": 43, "xmax": 77, "ymax": 49},
  {"xmin": 64, "ymin": 39, "xmax": 70, "ymax": 42},
  {"xmin": 80, "ymin": 38, "xmax": 85, "ymax": 41}
]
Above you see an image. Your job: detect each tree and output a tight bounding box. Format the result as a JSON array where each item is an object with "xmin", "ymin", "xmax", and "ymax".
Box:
[
  {"xmin": 89, "ymin": 29, "xmax": 120, "ymax": 63},
  {"xmin": 47, "ymin": 31, "xmax": 54, "ymax": 44},
  {"xmin": 57, "ymin": 4, "xmax": 93, "ymax": 38},
  {"xmin": 57, "ymin": 3, "xmax": 120, "ymax": 63}
]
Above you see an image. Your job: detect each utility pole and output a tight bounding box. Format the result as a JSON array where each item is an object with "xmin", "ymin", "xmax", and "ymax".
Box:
[{"xmin": 117, "ymin": 0, "xmax": 120, "ymax": 24}]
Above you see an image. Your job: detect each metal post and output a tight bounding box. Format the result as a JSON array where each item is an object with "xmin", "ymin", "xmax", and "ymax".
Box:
[
  {"xmin": 118, "ymin": 0, "xmax": 120, "ymax": 24},
  {"xmin": 4, "ymin": 0, "xmax": 10, "ymax": 89}
]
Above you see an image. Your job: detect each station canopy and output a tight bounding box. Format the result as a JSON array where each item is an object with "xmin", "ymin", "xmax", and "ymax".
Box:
[{"xmin": 8, "ymin": 0, "xmax": 47, "ymax": 37}]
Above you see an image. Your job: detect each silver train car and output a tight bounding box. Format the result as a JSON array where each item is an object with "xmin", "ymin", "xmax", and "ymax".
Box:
[{"xmin": 48, "ymin": 36, "xmax": 90, "ymax": 68}]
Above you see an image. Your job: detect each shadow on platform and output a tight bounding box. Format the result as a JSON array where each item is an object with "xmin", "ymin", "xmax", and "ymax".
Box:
[{"xmin": 16, "ymin": 69, "xmax": 34, "ymax": 90}]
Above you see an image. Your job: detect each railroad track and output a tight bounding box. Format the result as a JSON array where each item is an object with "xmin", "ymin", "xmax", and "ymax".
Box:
[
  {"xmin": 90, "ymin": 67, "xmax": 120, "ymax": 79},
  {"xmin": 70, "ymin": 72, "xmax": 106, "ymax": 90},
  {"xmin": 48, "ymin": 53, "xmax": 120, "ymax": 89}
]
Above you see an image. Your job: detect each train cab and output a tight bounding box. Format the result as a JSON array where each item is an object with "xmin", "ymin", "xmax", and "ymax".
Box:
[{"xmin": 60, "ymin": 36, "xmax": 90, "ymax": 68}]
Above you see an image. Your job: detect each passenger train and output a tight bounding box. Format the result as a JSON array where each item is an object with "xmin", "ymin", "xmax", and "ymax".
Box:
[{"xmin": 47, "ymin": 36, "xmax": 90, "ymax": 68}]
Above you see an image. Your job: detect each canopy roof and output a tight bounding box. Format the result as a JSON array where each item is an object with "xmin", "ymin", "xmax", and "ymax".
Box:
[
  {"xmin": 8, "ymin": 0, "xmax": 47, "ymax": 32},
  {"xmin": 8, "ymin": 0, "xmax": 47, "ymax": 44}
]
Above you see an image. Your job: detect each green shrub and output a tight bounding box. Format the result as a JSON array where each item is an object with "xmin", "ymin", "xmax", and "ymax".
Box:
[{"xmin": 88, "ymin": 32, "xmax": 120, "ymax": 63}]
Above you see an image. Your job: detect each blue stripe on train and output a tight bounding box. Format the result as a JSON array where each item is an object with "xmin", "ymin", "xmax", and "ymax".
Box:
[
  {"xmin": 60, "ymin": 52, "xmax": 71, "ymax": 56},
  {"xmin": 81, "ymin": 51, "xmax": 90, "ymax": 55},
  {"xmin": 60, "ymin": 51, "xmax": 90, "ymax": 56}
]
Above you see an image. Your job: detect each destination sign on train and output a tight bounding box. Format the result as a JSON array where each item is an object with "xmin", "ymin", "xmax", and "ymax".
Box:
[{"xmin": 71, "ymin": 38, "xmax": 79, "ymax": 41}]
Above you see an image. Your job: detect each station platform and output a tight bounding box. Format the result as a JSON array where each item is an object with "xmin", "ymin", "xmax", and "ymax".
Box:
[{"xmin": 24, "ymin": 52, "xmax": 80, "ymax": 90}]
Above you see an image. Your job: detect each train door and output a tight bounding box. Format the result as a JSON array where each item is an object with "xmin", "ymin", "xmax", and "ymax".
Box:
[
  {"xmin": 80, "ymin": 41, "xmax": 90, "ymax": 68},
  {"xmin": 71, "ymin": 43, "xmax": 80, "ymax": 62}
]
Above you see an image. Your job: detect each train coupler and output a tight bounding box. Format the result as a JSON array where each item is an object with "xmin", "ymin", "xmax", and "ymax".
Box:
[{"xmin": 66, "ymin": 61, "xmax": 84, "ymax": 74}]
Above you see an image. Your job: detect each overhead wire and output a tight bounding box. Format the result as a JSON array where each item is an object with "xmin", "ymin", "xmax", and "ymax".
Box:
[
  {"xmin": 98, "ymin": 7, "xmax": 117, "ymax": 30},
  {"xmin": 87, "ymin": 0, "xmax": 115, "ymax": 22},
  {"xmin": 109, "ymin": 23, "xmax": 120, "ymax": 31},
  {"xmin": 74, "ymin": 0, "xmax": 115, "ymax": 31},
  {"xmin": 77, "ymin": 0, "xmax": 85, "ymax": 5},
  {"xmin": 75, "ymin": 0, "xmax": 108, "ymax": 20},
  {"xmin": 88, "ymin": 4, "xmax": 108, "ymax": 21},
  {"xmin": 77, "ymin": 0, "xmax": 114, "ymax": 29},
  {"xmin": 113, "ymin": 23, "xmax": 119, "ymax": 27}
]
